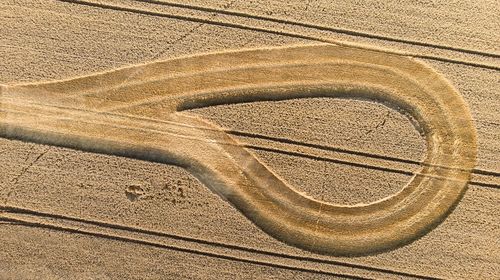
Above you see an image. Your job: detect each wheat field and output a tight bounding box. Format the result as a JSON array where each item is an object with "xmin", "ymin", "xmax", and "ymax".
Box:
[{"xmin": 0, "ymin": 1, "xmax": 499, "ymax": 279}]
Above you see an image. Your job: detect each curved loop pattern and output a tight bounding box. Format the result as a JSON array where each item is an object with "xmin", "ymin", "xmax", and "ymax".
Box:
[{"xmin": 0, "ymin": 44, "xmax": 477, "ymax": 256}]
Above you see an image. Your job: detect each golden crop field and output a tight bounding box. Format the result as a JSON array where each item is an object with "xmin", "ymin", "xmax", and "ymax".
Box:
[{"xmin": 1, "ymin": 1, "xmax": 498, "ymax": 279}]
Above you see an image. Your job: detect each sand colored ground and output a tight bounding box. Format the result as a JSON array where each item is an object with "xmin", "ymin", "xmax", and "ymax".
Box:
[{"xmin": 1, "ymin": 0, "xmax": 499, "ymax": 279}]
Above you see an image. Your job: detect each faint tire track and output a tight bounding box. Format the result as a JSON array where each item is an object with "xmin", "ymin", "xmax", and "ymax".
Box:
[
  {"xmin": 0, "ymin": 205, "xmax": 441, "ymax": 280},
  {"xmin": 135, "ymin": 0, "xmax": 500, "ymax": 58},
  {"xmin": 53, "ymin": 0, "xmax": 500, "ymax": 71}
]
